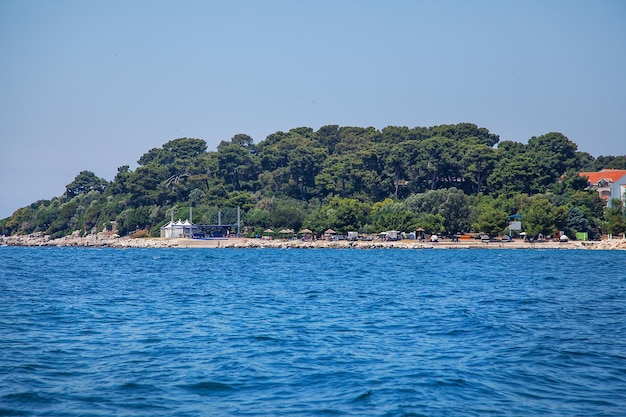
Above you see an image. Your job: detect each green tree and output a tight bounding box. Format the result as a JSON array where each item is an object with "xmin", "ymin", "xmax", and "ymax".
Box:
[
  {"xmin": 244, "ymin": 208, "xmax": 271, "ymax": 229},
  {"xmin": 107, "ymin": 165, "xmax": 131, "ymax": 195},
  {"xmin": 287, "ymin": 144, "xmax": 328, "ymax": 200},
  {"xmin": 216, "ymin": 139, "xmax": 259, "ymax": 190},
  {"xmin": 415, "ymin": 213, "xmax": 445, "ymax": 234},
  {"xmin": 429, "ymin": 123, "xmax": 500, "ymax": 147},
  {"xmin": 303, "ymin": 197, "xmax": 370, "ymax": 233},
  {"xmin": 381, "ymin": 125, "xmax": 416, "ymax": 145},
  {"xmin": 593, "ymin": 155, "xmax": 626, "ymax": 170},
  {"xmin": 117, "ymin": 206, "xmax": 151, "ymax": 235},
  {"xmin": 474, "ymin": 206, "xmax": 510, "ymax": 236},
  {"xmin": 126, "ymin": 163, "xmax": 172, "ymax": 206},
  {"xmin": 405, "ymin": 188, "xmax": 470, "ymax": 233},
  {"xmin": 522, "ymin": 197, "xmax": 567, "ymax": 238},
  {"xmin": 162, "ymin": 138, "xmax": 207, "ymax": 160},
  {"xmin": 316, "ymin": 152, "xmax": 381, "ymax": 199},
  {"xmin": 461, "ymin": 144, "xmax": 497, "ymax": 193},
  {"xmin": 369, "ymin": 199, "xmax": 415, "ymax": 232},
  {"xmin": 65, "ymin": 171, "xmax": 108, "ymax": 198},
  {"xmin": 489, "ymin": 152, "xmax": 538, "ymax": 195},
  {"xmin": 565, "ymin": 206, "xmax": 591, "ymax": 238},
  {"xmin": 269, "ymin": 200, "xmax": 306, "ymax": 231},
  {"xmin": 230, "ymin": 133, "xmax": 256, "ymax": 153},
  {"xmin": 604, "ymin": 199, "xmax": 626, "ymax": 235},
  {"xmin": 188, "ymin": 189, "xmax": 206, "ymax": 206},
  {"xmin": 315, "ymin": 125, "xmax": 341, "ymax": 154},
  {"xmin": 417, "ymin": 137, "xmax": 459, "ymax": 190},
  {"xmin": 384, "ymin": 140, "xmax": 421, "ymax": 197},
  {"xmin": 137, "ymin": 138, "xmax": 207, "ymax": 166},
  {"xmin": 334, "ymin": 126, "xmax": 381, "ymax": 155},
  {"xmin": 47, "ymin": 200, "xmax": 79, "ymax": 238},
  {"xmin": 137, "ymin": 147, "xmax": 169, "ymax": 166},
  {"xmin": 526, "ymin": 132, "xmax": 580, "ymax": 189}
]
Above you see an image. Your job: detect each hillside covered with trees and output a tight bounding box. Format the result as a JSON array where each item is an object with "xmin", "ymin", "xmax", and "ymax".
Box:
[{"xmin": 2, "ymin": 123, "xmax": 626, "ymax": 240}]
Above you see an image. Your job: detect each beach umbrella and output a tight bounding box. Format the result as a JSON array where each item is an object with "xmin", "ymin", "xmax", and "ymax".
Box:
[
  {"xmin": 299, "ymin": 228, "xmax": 313, "ymax": 234},
  {"xmin": 263, "ymin": 229, "xmax": 274, "ymax": 234},
  {"xmin": 325, "ymin": 229, "xmax": 337, "ymax": 234},
  {"xmin": 279, "ymin": 229, "xmax": 294, "ymax": 234}
]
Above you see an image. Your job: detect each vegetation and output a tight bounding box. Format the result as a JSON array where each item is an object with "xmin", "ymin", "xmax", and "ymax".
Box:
[{"xmin": 1, "ymin": 123, "xmax": 623, "ymax": 240}]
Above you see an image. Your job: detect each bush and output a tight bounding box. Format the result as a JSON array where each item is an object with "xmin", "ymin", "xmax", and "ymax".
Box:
[{"xmin": 130, "ymin": 229, "xmax": 150, "ymax": 239}]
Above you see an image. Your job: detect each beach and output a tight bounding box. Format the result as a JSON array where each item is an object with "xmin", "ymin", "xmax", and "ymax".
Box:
[{"xmin": 2, "ymin": 233, "xmax": 625, "ymax": 250}]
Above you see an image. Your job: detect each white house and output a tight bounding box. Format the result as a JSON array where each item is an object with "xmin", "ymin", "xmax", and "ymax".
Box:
[
  {"xmin": 609, "ymin": 173, "xmax": 626, "ymax": 206},
  {"xmin": 578, "ymin": 169, "xmax": 626, "ymax": 202}
]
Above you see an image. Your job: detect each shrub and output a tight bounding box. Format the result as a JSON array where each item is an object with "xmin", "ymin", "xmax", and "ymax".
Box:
[{"xmin": 130, "ymin": 229, "xmax": 150, "ymax": 239}]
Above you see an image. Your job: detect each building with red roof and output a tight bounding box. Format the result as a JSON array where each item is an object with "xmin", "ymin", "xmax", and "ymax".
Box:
[{"xmin": 578, "ymin": 169, "xmax": 626, "ymax": 202}]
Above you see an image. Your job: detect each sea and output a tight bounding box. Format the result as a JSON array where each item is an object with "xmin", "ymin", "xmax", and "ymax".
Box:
[{"xmin": 1, "ymin": 246, "xmax": 625, "ymax": 417}]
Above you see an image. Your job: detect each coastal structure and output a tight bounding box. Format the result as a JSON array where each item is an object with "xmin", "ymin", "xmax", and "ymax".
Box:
[
  {"xmin": 610, "ymin": 176, "xmax": 626, "ymax": 205},
  {"xmin": 160, "ymin": 219, "xmax": 198, "ymax": 238},
  {"xmin": 578, "ymin": 169, "xmax": 626, "ymax": 203}
]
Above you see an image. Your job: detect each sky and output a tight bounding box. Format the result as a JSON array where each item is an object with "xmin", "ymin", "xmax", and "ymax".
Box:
[{"xmin": 1, "ymin": 0, "xmax": 625, "ymax": 219}]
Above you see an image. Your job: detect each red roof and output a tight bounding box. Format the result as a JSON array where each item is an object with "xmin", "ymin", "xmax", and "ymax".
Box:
[{"xmin": 579, "ymin": 169, "xmax": 626, "ymax": 185}]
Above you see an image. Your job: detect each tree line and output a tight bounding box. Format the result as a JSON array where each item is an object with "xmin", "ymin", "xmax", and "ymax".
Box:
[{"xmin": 2, "ymin": 123, "xmax": 625, "ymax": 239}]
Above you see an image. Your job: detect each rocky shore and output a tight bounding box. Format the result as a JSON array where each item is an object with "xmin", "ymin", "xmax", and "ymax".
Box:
[
  {"xmin": 2, "ymin": 232, "xmax": 626, "ymax": 250},
  {"xmin": 0, "ymin": 231, "xmax": 178, "ymax": 248}
]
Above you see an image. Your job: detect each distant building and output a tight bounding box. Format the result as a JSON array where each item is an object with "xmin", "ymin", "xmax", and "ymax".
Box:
[
  {"xmin": 610, "ymin": 176, "xmax": 626, "ymax": 206},
  {"xmin": 160, "ymin": 219, "xmax": 198, "ymax": 238},
  {"xmin": 578, "ymin": 169, "xmax": 626, "ymax": 203}
]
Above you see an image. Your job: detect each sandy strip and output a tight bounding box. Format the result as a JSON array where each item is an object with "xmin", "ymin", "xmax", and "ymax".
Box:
[
  {"xmin": 170, "ymin": 237, "xmax": 622, "ymax": 250},
  {"xmin": 2, "ymin": 234, "xmax": 625, "ymax": 250}
]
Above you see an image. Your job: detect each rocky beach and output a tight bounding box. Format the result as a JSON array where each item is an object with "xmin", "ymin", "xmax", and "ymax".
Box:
[{"xmin": 2, "ymin": 232, "xmax": 626, "ymax": 250}]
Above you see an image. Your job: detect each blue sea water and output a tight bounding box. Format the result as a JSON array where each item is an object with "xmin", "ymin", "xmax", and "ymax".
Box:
[{"xmin": 1, "ymin": 247, "xmax": 625, "ymax": 416}]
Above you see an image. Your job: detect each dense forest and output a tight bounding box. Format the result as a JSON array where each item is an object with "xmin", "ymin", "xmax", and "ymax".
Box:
[{"xmin": 2, "ymin": 123, "xmax": 626, "ymax": 240}]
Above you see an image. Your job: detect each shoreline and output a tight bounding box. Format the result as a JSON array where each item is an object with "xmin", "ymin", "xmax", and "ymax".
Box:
[{"xmin": 2, "ymin": 233, "xmax": 626, "ymax": 250}]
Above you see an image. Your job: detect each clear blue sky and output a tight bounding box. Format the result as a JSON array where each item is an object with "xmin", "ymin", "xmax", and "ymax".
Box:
[{"xmin": 1, "ymin": 0, "xmax": 625, "ymax": 218}]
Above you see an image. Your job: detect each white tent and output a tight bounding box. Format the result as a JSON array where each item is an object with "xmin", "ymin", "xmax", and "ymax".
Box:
[{"xmin": 160, "ymin": 219, "xmax": 198, "ymax": 238}]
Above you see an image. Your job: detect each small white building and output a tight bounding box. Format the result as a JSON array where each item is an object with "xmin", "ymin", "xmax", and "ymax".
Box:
[
  {"xmin": 160, "ymin": 219, "xmax": 198, "ymax": 238},
  {"xmin": 609, "ymin": 174, "xmax": 626, "ymax": 206}
]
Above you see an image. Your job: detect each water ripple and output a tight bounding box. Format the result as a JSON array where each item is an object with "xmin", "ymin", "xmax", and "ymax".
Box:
[{"xmin": 1, "ymin": 247, "xmax": 625, "ymax": 416}]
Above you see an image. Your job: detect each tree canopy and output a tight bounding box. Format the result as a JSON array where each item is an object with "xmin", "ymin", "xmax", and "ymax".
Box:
[{"xmin": 1, "ymin": 124, "xmax": 623, "ymax": 240}]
